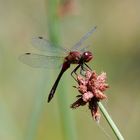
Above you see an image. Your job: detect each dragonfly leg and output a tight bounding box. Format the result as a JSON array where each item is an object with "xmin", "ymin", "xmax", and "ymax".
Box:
[
  {"xmin": 84, "ymin": 63, "xmax": 92, "ymax": 71},
  {"xmin": 71, "ymin": 63, "xmax": 91, "ymax": 81},
  {"xmin": 79, "ymin": 63, "xmax": 91, "ymax": 76},
  {"xmin": 80, "ymin": 65, "xmax": 85, "ymax": 76},
  {"xmin": 71, "ymin": 64, "xmax": 81, "ymax": 81}
]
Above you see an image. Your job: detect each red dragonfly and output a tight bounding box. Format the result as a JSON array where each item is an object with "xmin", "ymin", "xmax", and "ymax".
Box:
[{"xmin": 20, "ymin": 26, "xmax": 96, "ymax": 102}]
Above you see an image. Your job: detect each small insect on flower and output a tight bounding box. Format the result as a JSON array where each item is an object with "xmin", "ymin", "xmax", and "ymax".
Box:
[{"xmin": 71, "ymin": 70, "xmax": 109, "ymax": 122}]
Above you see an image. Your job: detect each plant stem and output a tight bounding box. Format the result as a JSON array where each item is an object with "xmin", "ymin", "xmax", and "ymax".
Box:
[
  {"xmin": 47, "ymin": 0, "xmax": 77, "ymax": 140},
  {"xmin": 26, "ymin": 75, "xmax": 48, "ymax": 140},
  {"xmin": 98, "ymin": 102, "xmax": 124, "ymax": 140}
]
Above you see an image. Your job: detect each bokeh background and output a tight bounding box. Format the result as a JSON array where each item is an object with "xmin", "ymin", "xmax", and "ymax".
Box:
[{"xmin": 0, "ymin": 0, "xmax": 140, "ymax": 140}]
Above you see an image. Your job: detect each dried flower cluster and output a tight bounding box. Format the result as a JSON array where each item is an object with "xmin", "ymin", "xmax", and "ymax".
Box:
[{"xmin": 71, "ymin": 70, "xmax": 109, "ymax": 122}]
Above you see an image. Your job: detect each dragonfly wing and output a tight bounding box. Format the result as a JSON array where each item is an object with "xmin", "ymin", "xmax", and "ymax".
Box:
[
  {"xmin": 71, "ymin": 26, "xmax": 97, "ymax": 51},
  {"xmin": 32, "ymin": 37, "xmax": 69, "ymax": 56},
  {"xmin": 19, "ymin": 53, "xmax": 64, "ymax": 68},
  {"xmin": 79, "ymin": 45, "xmax": 90, "ymax": 52}
]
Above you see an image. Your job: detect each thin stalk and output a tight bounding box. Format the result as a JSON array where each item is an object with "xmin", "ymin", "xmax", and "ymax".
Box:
[
  {"xmin": 47, "ymin": 0, "xmax": 77, "ymax": 140},
  {"xmin": 26, "ymin": 74, "xmax": 48, "ymax": 140},
  {"xmin": 98, "ymin": 102, "xmax": 124, "ymax": 140}
]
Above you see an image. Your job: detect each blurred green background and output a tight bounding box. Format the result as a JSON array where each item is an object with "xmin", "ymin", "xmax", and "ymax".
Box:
[{"xmin": 0, "ymin": 0, "xmax": 140, "ymax": 140}]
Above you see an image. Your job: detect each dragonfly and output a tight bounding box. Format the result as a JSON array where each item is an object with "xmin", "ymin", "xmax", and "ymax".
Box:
[{"xmin": 20, "ymin": 26, "xmax": 96, "ymax": 102}]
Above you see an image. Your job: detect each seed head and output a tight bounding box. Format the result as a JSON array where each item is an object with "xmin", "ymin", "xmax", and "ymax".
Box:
[{"xmin": 71, "ymin": 70, "xmax": 109, "ymax": 122}]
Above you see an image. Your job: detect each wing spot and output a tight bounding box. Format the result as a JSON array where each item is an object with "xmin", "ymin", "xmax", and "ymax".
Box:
[
  {"xmin": 38, "ymin": 36, "xmax": 43, "ymax": 39},
  {"xmin": 25, "ymin": 53, "xmax": 31, "ymax": 55}
]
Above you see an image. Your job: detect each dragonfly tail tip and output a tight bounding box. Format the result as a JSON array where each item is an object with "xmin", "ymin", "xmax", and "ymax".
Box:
[{"xmin": 47, "ymin": 93, "xmax": 53, "ymax": 103}]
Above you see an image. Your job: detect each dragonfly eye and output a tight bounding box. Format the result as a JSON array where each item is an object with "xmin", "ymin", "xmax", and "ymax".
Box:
[
  {"xmin": 84, "ymin": 52, "xmax": 89, "ymax": 56},
  {"xmin": 83, "ymin": 51, "xmax": 93, "ymax": 62}
]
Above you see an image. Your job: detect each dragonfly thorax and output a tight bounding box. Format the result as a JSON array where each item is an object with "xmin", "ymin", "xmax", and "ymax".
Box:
[{"xmin": 65, "ymin": 51, "xmax": 82, "ymax": 64}]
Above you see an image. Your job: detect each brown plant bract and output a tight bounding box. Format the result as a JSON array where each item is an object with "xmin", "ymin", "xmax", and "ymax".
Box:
[{"xmin": 71, "ymin": 70, "xmax": 109, "ymax": 122}]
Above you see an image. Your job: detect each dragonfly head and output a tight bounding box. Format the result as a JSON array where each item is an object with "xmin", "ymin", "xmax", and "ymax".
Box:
[{"xmin": 82, "ymin": 51, "xmax": 93, "ymax": 62}]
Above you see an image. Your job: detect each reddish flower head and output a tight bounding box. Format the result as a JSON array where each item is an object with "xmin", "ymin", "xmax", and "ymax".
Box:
[{"xmin": 71, "ymin": 70, "xmax": 109, "ymax": 122}]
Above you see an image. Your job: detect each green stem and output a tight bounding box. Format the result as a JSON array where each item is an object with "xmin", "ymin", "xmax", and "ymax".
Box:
[
  {"xmin": 47, "ymin": 0, "xmax": 77, "ymax": 140},
  {"xmin": 47, "ymin": 0, "xmax": 61, "ymax": 45},
  {"xmin": 98, "ymin": 102, "xmax": 124, "ymax": 140}
]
